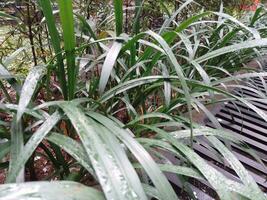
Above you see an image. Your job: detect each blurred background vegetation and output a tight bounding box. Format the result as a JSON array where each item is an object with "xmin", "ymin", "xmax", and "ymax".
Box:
[{"xmin": 0, "ymin": 0, "xmax": 263, "ymax": 75}]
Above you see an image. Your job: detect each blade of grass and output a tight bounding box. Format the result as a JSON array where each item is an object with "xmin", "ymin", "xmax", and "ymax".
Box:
[
  {"xmin": 16, "ymin": 65, "xmax": 46, "ymax": 122},
  {"xmin": 99, "ymin": 41, "xmax": 122, "ymax": 94},
  {"xmin": 250, "ymin": 7, "xmax": 265, "ymax": 26},
  {"xmin": 38, "ymin": 0, "xmax": 68, "ymax": 99},
  {"xmin": 3, "ymin": 47, "xmax": 26, "ymax": 67},
  {"xmin": 8, "ymin": 118, "xmax": 24, "ymax": 183},
  {"xmin": 0, "ymin": 181, "xmax": 105, "ymax": 200},
  {"xmin": 159, "ymin": 62, "xmax": 171, "ymax": 106},
  {"xmin": 195, "ymin": 39, "xmax": 267, "ymax": 63},
  {"xmin": 131, "ymin": 0, "xmax": 143, "ymax": 66},
  {"xmin": 113, "ymin": 0, "xmax": 123, "ymax": 36},
  {"xmin": 133, "ymin": 0, "xmax": 143, "ymax": 35},
  {"xmin": 134, "ymin": 163, "xmax": 203, "ymax": 180},
  {"xmin": 57, "ymin": 0, "xmax": 77, "ymax": 100}
]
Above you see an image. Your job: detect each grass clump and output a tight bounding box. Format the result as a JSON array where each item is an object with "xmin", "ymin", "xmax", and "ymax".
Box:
[{"xmin": 0, "ymin": 0, "xmax": 267, "ymax": 199}]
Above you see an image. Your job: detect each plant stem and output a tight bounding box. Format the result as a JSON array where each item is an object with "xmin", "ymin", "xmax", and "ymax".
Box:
[{"xmin": 26, "ymin": 0, "xmax": 37, "ymax": 66}]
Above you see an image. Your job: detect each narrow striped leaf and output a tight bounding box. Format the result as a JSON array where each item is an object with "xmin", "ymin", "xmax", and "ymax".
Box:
[
  {"xmin": 76, "ymin": 14, "xmax": 103, "ymax": 52},
  {"xmin": 57, "ymin": 0, "xmax": 77, "ymax": 100},
  {"xmin": 0, "ymin": 181, "xmax": 105, "ymax": 200},
  {"xmin": 17, "ymin": 66, "xmax": 46, "ymax": 122},
  {"xmin": 38, "ymin": 0, "xmax": 68, "ymax": 99},
  {"xmin": 134, "ymin": 163, "xmax": 204, "ymax": 180},
  {"xmin": 133, "ymin": 0, "xmax": 142, "ymax": 35},
  {"xmin": 99, "ymin": 41, "xmax": 123, "ymax": 94},
  {"xmin": 159, "ymin": 62, "xmax": 171, "ymax": 106},
  {"xmin": 8, "ymin": 118, "xmax": 24, "ymax": 183},
  {"xmin": 3, "ymin": 47, "xmax": 26, "ymax": 67},
  {"xmin": 113, "ymin": 0, "xmax": 123, "ymax": 36},
  {"xmin": 195, "ymin": 39, "xmax": 267, "ymax": 63}
]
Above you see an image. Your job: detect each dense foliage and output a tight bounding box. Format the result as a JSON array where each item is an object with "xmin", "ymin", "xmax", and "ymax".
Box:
[
  {"xmin": 196, "ymin": 0, "xmax": 256, "ymax": 10},
  {"xmin": 0, "ymin": 0, "xmax": 267, "ymax": 199}
]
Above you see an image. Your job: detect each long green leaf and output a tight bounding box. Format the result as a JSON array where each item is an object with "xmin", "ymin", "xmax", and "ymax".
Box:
[
  {"xmin": 99, "ymin": 41, "xmax": 122, "ymax": 94},
  {"xmin": 127, "ymin": 112, "xmax": 174, "ymax": 127},
  {"xmin": 8, "ymin": 118, "xmax": 24, "ymax": 183},
  {"xmin": 57, "ymin": 0, "xmax": 77, "ymax": 100},
  {"xmin": 113, "ymin": 0, "xmax": 123, "ymax": 36},
  {"xmin": 134, "ymin": 163, "xmax": 204, "ymax": 180},
  {"xmin": 133, "ymin": 0, "xmax": 142, "ymax": 35},
  {"xmin": 38, "ymin": 0, "xmax": 68, "ymax": 99},
  {"xmin": 0, "ymin": 181, "xmax": 105, "ymax": 200},
  {"xmin": 169, "ymin": 126, "xmax": 239, "ymax": 142},
  {"xmin": 159, "ymin": 62, "xmax": 171, "ymax": 106},
  {"xmin": 195, "ymin": 39, "xmax": 267, "ymax": 63},
  {"xmin": 3, "ymin": 47, "xmax": 26, "ymax": 67},
  {"xmin": 17, "ymin": 66, "xmax": 46, "ymax": 122}
]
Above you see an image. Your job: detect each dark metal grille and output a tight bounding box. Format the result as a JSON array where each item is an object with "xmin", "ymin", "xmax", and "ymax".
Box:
[{"xmin": 166, "ymin": 76, "xmax": 267, "ymax": 199}]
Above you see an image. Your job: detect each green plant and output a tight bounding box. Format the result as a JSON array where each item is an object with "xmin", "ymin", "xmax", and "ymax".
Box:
[
  {"xmin": 195, "ymin": 0, "xmax": 255, "ymax": 11},
  {"xmin": 0, "ymin": 0, "xmax": 267, "ymax": 199}
]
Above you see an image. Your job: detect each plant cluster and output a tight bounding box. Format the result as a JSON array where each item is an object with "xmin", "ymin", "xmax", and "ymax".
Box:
[{"xmin": 0, "ymin": 0, "xmax": 267, "ymax": 199}]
